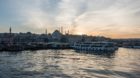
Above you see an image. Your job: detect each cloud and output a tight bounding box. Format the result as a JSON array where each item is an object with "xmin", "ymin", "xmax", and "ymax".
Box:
[
  {"xmin": 73, "ymin": 0, "xmax": 140, "ymax": 37},
  {"xmin": 0, "ymin": 0, "xmax": 140, "ymax": 38}
]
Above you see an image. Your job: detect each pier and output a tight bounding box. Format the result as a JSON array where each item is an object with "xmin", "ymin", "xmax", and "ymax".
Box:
[{"xmin": 0, "ymin": 42, "xmax": 71, "ymax": 51}]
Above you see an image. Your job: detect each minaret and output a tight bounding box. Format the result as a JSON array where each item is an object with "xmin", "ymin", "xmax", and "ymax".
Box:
[
  {"xmin": 45, "ymin": 29, "xmax": 47, "ymax": 35},
  {"xmin": 60, "ymin": 26, "xmax": 63, "ymax": 34},
  {"xmin": 9, "ymin": 27, "xmax": 12, "ymax": 45},
  {"xmin": 9, "ymin": 27, "xmax": 12, "ymax": 34},
  {"xmin": 67, "ymin": 30, "xmax": 70, "ymax": 35}
]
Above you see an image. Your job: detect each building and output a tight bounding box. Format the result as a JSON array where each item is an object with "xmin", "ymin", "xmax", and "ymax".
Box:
[{"xmin": 51, "ymin": 30, "xmax": 62, "ymax": 42}]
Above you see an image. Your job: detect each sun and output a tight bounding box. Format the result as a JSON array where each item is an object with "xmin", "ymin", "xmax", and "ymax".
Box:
[{"xmin": 76, "ymin": 32, "xmax": 84, "ymax": 35}]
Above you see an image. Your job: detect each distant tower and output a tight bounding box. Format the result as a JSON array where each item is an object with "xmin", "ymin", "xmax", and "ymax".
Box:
[
  {"xmin": 67, "ymin": 30, "xmax": 69, "ymax": 35},
  {"xmin": 60, "ymin": 26, "xmax": 63, "ymax": 34},
  {"xmin": 9, "ymin": 27, "xmax": 12, "ymax": 45},
  {"xmin": 9, "ymin": 27, "xmax": 12, "ymax": 34},
  {"xmin": 45, "ymin": 29, "xmax": 47, "ymax": 34}
]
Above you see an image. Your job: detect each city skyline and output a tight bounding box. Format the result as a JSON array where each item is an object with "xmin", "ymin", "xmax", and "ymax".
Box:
[{"xmin": 0, "ymin": 0, "xmax": 140, "ymax": 38}]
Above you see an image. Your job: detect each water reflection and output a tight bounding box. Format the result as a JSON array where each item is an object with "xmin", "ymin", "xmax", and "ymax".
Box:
[{"xmin": 0, "ymin": 48, "xmax": 140, "ymax": 78}]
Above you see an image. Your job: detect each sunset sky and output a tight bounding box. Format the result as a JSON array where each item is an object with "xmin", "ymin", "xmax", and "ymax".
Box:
[{"xmin": 0, "ymin": 0, "xmax": 140, "ymax": 38}]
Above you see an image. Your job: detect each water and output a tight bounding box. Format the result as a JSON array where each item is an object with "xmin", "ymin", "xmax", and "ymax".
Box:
[{"xmin": 0, "ymin": 48, "xmax": 140, "ymax": 78}]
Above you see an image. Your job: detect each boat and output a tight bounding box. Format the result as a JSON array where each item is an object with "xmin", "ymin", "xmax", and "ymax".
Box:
[
  {"xmin": 72, "ymin": 42, "xmax": 118, "ymax": 52},
  {"xmin": 124, "ymin": 46, "xmax": 140, "ymax": 49},
  {"xmin": 133, "ymin": 46, "xmax": 140, "ymax": 49}
]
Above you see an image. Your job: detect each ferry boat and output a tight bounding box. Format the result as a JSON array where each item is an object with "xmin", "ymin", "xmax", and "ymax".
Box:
[{"xmin": 72, "ymin": 42, "xmax": 118, "ymax": 51}]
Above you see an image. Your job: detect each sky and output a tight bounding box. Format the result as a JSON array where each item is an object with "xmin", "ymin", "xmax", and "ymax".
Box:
[{"xmin": 0, "ymin": 0, "xmax": 140, "ymax": 38}]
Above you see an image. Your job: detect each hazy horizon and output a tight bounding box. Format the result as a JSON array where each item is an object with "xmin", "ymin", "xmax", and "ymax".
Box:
[{"xmin": 0, "ymin": 0, "xmax": 140, "ymax": 38}]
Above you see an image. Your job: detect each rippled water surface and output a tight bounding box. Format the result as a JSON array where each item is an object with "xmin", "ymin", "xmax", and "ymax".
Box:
[{"xmin": 0, "ymin": 48, "xmax": 140, "ymax": 78}]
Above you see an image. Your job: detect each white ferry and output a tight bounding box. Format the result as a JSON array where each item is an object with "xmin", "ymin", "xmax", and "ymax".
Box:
[{"xmin": 72, "ymin": 42, "xmax": 118, "ymax": 51}]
